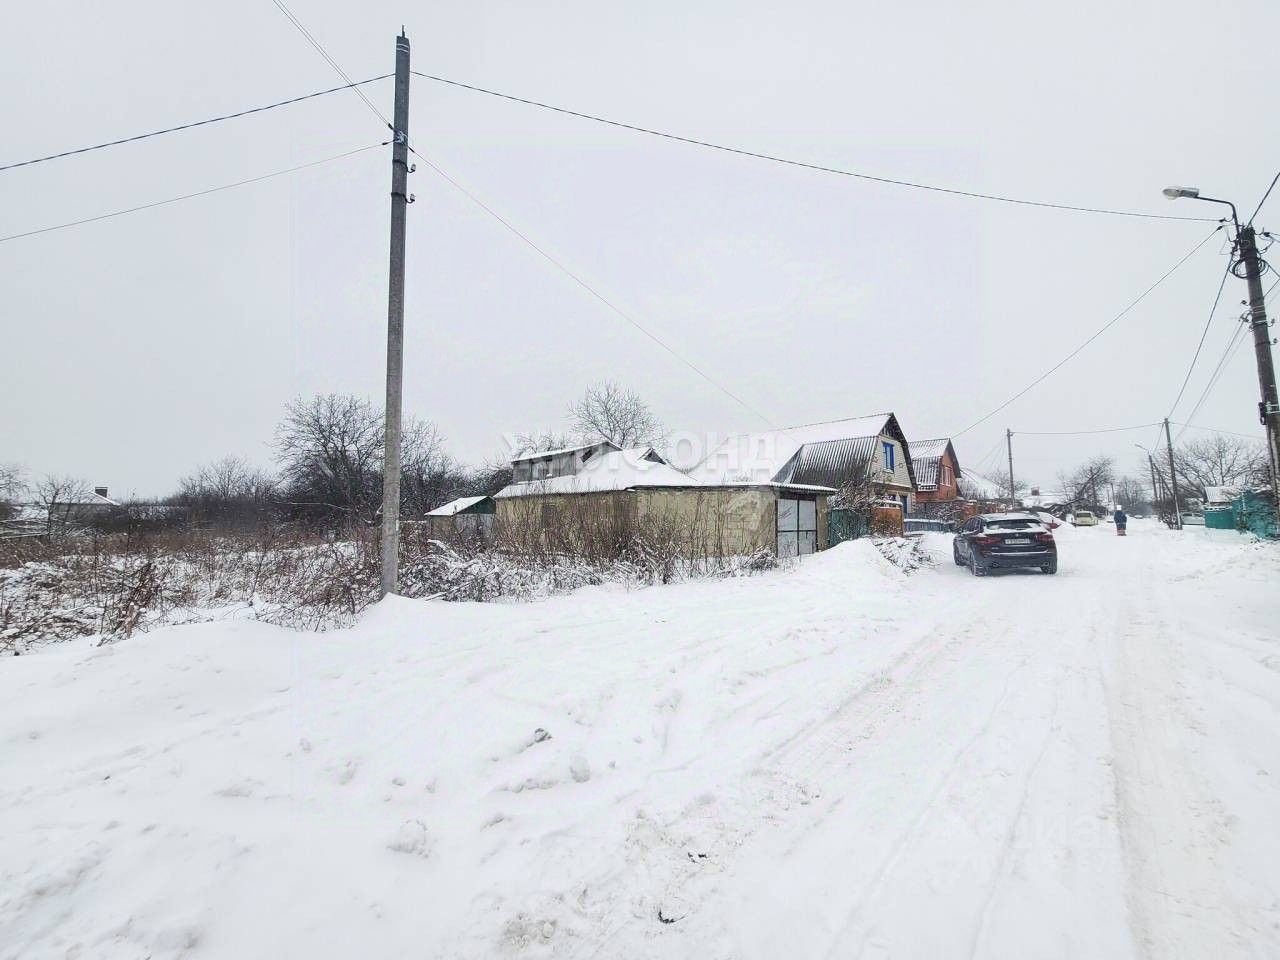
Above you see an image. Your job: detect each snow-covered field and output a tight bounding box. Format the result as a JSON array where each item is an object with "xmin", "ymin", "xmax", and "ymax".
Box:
[{"xmin": 3, "ymin": 521, "xmax": 1278, "ymax": 958}]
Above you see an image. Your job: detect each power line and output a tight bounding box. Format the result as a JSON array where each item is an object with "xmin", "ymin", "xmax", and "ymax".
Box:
[
  {"xmin": 269, "ymin": 0, "xmax": 391, "ymax": 130},
  {"xmin": 1174, "ymin": 273, "xmax": 1280, "ymax": 441},
  {"xmin": 0, "ymin": 143, "xmax": 383, "ymax": 244},
  {"xmin": 411, "ymin": 71, "xmax": 1217, "ymax": 224},
  {"xmin": 0, "ymin": 76, "xmax": 390, "ymax": 173},
  {"xmin": 1012, "ymin": 422, "xmax": 1162, "ymax": 436},
  {"xmin": 1248, "ymin": 168, "xmax": 1280, "ymax": 226},
  {"xmin": 953, "ymin": 225, "xmax": 1223, "ymax": 438},
  {"xmin": 1166, "ymin": 260, "xmax": 1232, "ymax": 418},
  {"xmin": 410, "ymin": 146, "xmax": 779, "ymax": 429},
  {"xmin": 1175, "ymin": 321, "xmax": 1250, "ymax": 441},
  {"xmin": 1172, "ymin": 422, "xmax": 1263, "ymax": 441}
]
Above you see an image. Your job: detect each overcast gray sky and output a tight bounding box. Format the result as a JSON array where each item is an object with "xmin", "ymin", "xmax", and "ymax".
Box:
[{"xmin": 3, "ymin": 0, "xmax": 1277, "ymax": 498}]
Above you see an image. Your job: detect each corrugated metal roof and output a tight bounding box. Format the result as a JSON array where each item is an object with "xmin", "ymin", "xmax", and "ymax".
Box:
[
  {"xmin": 425, "ymin": 495, "xmax": 490, "ymax": 517},
  {"xmin": 775, "ymin": 436, "xmax": 880, "ymax": 488},
  {"xmin": 509, "ymin": 440, "xmax": 619, "ymax": 464},
  {"xmin": 689, "ymin": 414, "xmax": 894, "ymax": 485},
  {"xmin": 690, "ymin": 413, "xmax": 917, "ymax": 490},
  {"xmin": 495, "ymin": 448, "xmax": 696, "ymax": 498},
  {"xmin": 909, "ymin": 438, "xmax": 958, "ymax": 491}
]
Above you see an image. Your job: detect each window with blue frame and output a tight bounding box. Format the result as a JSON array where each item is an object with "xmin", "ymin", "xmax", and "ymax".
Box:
[{"xmin": 882, "ymin": 441, "xmax": 895, "ymax": 472}]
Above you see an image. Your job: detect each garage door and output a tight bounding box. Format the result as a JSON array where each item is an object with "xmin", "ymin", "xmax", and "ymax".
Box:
[{"xmin": 778, "ymin": 497, "xmax": 818, "ymax": 557}]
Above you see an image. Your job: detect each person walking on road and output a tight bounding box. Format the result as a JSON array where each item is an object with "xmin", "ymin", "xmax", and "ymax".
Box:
[{"xmin": 1114, "ymin": 506, "xmax": 1128, "ymax": 536}]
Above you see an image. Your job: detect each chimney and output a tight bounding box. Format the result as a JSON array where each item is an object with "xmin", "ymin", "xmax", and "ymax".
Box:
[{"xmin": 95, "ymin": 486, "xmax": 109, "ymax": 498}]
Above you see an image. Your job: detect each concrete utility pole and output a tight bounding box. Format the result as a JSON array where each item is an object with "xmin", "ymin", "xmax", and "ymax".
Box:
[
  {"xmin": 1006, "ymin": 428, "xmax": 1015, "ymax": 505},
  {"xmin": 1236, "ymin": 225, "xmax": 1280, "ymax": 516},
  {"xmin": 1146, "ymin": 453, "xmax": 1159, "ymax": 515},
  {"xmin": 380, "ymin": 30, "xmax": 411, "ymax": 597},
  {"xmin": 1164, "ymin": 418, "xmax": 1183, "ymax": 530}
]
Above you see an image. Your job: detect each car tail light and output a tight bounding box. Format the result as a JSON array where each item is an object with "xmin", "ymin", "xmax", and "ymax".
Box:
[
  {"xmin": 974, "ymin": 534, "xmax": 1001, "ymax": 546},
  {"xmin": 1035, "ymin": 532, "xmax": 1054, "ymax": 544}
]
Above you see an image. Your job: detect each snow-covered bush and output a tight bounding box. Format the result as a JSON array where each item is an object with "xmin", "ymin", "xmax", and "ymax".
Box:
[
  {"xmin": 0, "ymin": 525, "xmax": 780, "ymax": 652},
  {"xmin": 872, "ymin": 537, "xmax": 935, "ymax": 574}
]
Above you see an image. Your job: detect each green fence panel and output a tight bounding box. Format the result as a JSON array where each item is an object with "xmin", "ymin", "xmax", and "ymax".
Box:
[
  {"xmin": 1204, "ymin": 506, "xmax": 1236, "ymax": 530},
  {"xmin": 1235, "ymin": 492, "xmax": 1278, "ymax": 539},
  {"xmin": 828, "ymin": 508, "xmax": 868, "ymax": 547}
]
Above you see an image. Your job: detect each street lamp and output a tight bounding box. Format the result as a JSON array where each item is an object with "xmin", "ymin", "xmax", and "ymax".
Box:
[{"xmin": 1162, "ymin": 185, "xmax": 1239, "ymax": 229}]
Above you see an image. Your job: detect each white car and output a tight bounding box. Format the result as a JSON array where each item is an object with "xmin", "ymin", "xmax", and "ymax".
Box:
[{"xmin": 1072, "ymin": 510, "xmax": 1099, "ymax": 526}]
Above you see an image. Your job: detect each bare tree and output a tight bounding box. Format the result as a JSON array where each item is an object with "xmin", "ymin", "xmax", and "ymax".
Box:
[
  {"xmin": 1173, "ymin": 434, "xmax": 1269, "ymax": 501},
  {"xmin": 1055, "ymin": 456, "xmax": 1116, "ymax": 510},
  {"xmin": 32, "ymin": 474, "xmax": 93, "ymax": 538},
  {"xmin": 274, "ymin": 394, "xmax": 450, "ymax": 525},
  {"xmin": 1112, "ymin": 475, "xmax": 1150, "ymax": 512},
  {"xmin": 0, "ymin": 463, "xmax": 26, "ymax": 522},
  {"xmin": 400, "ymin": 420, "xmax": 459, "ymax": 516},
  {"xmin": 276, "ymin": 395, "xmax": 384, "ymax": 524},
  {"xmin": 511, "ymin": 430, "xmax": 576, "ymax": 456},
  {"xmin": 568, "ymin": 381, "xmax": 666, "ymax": 449},
  {"xmin": 178, "ymin": 456, "xmax": 276, "ymax": 529}
]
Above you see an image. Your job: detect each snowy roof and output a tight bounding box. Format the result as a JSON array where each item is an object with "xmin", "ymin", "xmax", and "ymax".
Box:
[
  {"xmin": 689, "ymin": 414, "xmax": 908, "ymax": 487},
  {"xmin": 495, "ymin": 448, "xmax": 697, "ymax": 498},
  {"xmin": 425, "ymin": 496, "xmax": 491, "ymax": 517},
  {"xmin": 509, "ymin": 440, "xmax": 619, "ymax": 464},
  {"xmin": 1204, "ymin": 486, "xmax": 1243, "ymax": 504},
  {"xmin": 909, "ymin": 438, "xmax": 959, "ymax": 490}
]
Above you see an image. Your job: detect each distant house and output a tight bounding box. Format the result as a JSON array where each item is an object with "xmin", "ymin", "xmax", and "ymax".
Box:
[
  {"xmin": 509, "ymin": 441, "xmax": 620, "ymax": 483},
  {"xmin": 47, "ymin": 486, "xmax": 121, "ymax": 527},
  {"xmin": 495, "ymin": 444, "xmax": 833, "ymax": 558},
  {"xmin": 420, "ymin": 495, "xmax": 496, "ymax": 542},
  {"xmin": 911, "ymin": 439, "xmax": 962, "ymax": 503},
  {"xmin": 688, "ymin": 414, "xmax": 917, "ymax": 516}
]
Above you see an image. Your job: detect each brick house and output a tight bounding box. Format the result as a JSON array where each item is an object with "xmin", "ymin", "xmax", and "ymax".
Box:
[{"xmin": 911, "ymin": 439, "xmax": 962, "ymax": 503}]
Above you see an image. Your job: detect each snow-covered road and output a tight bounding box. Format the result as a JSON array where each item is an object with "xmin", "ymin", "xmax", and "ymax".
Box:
[{"xmin": 3, "ymin": 523, "xmax": 1278, "ymax": 959}]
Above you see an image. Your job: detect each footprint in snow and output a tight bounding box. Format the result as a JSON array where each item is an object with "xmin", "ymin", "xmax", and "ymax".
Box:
[{"xmin": 387, "ymin": 819, "xmax": 434, "ymax": 859}]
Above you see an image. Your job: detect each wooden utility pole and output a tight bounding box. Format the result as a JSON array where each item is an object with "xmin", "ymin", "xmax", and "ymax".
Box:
[
  {"xmin": 1236, "ymin": 225, "xmax": 1280, "ymax": 517},
  {"xmin": 1164, "ymin": 418, "xmax": 1183, "ymax": 530},
  {"xmin": 1006, "ymin": 428, "xmax": 1015, "ymax": 505},
  {"xmin": 380, "ymin": 30, "xmax": 411, "ymax": 597}
]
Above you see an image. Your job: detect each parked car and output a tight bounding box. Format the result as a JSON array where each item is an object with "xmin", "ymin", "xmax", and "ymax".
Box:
[
  {"xmin": 954, "ymin": 513, "xmax": 1058, "ymax": 575},
  {"xmin": 1072, "ymin": 510, "xmax": 1098, "ymax": 526},
  {"xmin": 904, "ymin": 517, "xmax": 955, "ymax": 536},
  {"xmin": 1180, "ymin": 512, "xmax": 1206, "ymax": 526}
]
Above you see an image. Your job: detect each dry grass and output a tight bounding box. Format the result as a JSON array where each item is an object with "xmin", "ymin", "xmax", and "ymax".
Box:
[{"xmin": 1, "ymin": 517, "xmax": 776, "ymax": 654}]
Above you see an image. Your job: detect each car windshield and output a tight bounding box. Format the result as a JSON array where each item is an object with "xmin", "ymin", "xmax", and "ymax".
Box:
[{"xmin": 986, "ymin": 518, "xmax": 1041, "ymax": 530}]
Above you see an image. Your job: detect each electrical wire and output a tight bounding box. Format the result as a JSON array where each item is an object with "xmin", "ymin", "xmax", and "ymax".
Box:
[
  {"xmin": 1172, "ymin": 422, "xmax": 1263, "ymax": 441},
  {"xmin": 1011, "ymin": 423, "xmax": 1163, "ymax": 436},
  {"xmin": 1248, "ymin": 169, "xmax": 1280, "ymax": 226},
  {"xmin": 0, "ymin": 76, "xmax": 391, "ymax": 173},
  {"xmin": 269, "ymin": 0, "xmax": 392, "ymax": 130},
  {"xmin": 411, "ymin": 71, "xmax": 1216, "ymax": 224},
  {"xmin": 952, "ymin": 225, "xmax": 1224, "ymax": 439},
  {"xmin": 1174, "ymin": 273, "xmax": 1280, "ymax": 440},
  {"xmin": 1166, "ymin": 260, "xmax": 1232, "ymax": 418},
  {"xmin": 408, "ymin": 145, "xmax": 778, "ymax": 429},
  {"xmin": 1175, "ymin": 321, "xmax": 1250, "ymax": 442},
  {"xmin": 0, "ymin": 143, "xmax": 383, "ymax": 244}
]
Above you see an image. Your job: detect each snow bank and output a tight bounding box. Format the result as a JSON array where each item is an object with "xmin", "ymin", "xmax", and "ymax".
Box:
[{"xmin": 3, "ymin": 531, "xmax": 1277, "ymax": 958}]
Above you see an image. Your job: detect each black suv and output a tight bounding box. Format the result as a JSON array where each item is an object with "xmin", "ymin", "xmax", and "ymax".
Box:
[{"xmin": 953, "ymin": 513, "xmax": 1057, "ymax": 576}]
